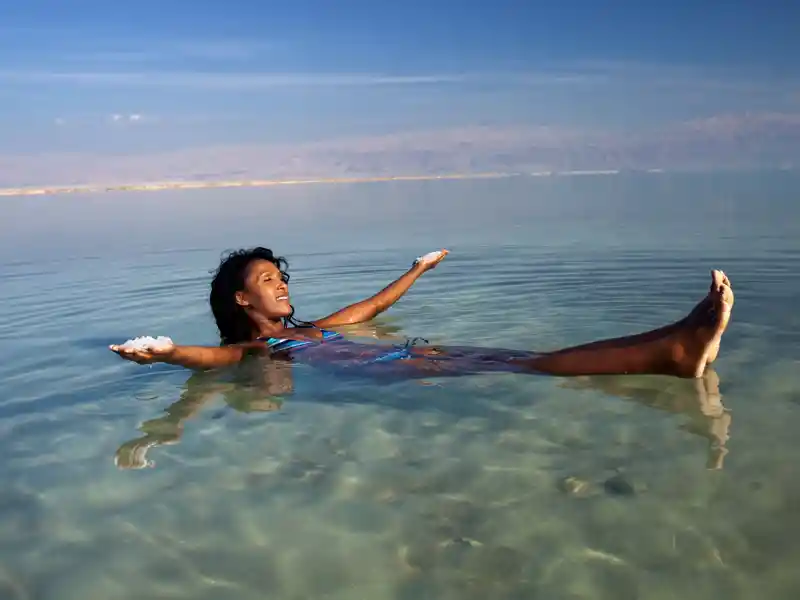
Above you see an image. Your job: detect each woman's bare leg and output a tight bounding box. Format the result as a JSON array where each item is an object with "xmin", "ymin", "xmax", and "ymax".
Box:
[{"xmin": 515, "ymin": 270, "xmax": 734, "ymax": 378}]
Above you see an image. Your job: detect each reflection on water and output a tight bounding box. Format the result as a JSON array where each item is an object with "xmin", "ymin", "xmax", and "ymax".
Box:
[
  {"xmin": 115, "ymin": 361, "xmax": 290, "ymax": 469},
  {"xmin": 118, "ymin": 362, "xmax": 733, "ymax": 473},
  {"xmin": 561, "ymin": 369, "xmax": 731, "ymax": 470}
]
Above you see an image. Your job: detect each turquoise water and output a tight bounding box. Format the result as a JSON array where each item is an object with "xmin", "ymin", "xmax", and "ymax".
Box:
[{"xmin": 1, "ymin": 172, "xmax": 799, "ymax": 599}]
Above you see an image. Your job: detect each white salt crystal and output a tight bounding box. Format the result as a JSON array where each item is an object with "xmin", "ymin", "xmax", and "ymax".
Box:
[
  {"xmin": 415, "ymin": 250, "xmax": 444, "ymax": 265},
  {"xmin": 118, "ymin": 335, "xmax": 173, "ymax": 352}
]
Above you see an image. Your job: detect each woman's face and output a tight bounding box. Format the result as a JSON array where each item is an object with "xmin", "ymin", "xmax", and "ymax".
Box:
[{"xmin": 235, "ymin": 259, "xmax": 292, "ymax": 319}]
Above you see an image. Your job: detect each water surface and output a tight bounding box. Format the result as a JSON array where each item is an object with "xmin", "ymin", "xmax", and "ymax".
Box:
[{"xmin": 1, "ymin": 172, "xmax": 799, "ymax": 599}]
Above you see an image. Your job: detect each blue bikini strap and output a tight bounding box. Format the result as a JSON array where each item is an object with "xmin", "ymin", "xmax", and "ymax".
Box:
[{"xmin": 259, "ymin": 328, "xmax": 341, "ymax": 350}]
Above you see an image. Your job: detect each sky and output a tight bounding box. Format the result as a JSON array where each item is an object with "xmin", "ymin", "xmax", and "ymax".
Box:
[{"xmin": 1, "ymin": 0, "xmax": 799, "ymax": 186}]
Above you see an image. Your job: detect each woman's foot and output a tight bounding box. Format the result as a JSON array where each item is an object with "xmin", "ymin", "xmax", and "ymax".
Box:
[{"xmin": 671, "ymin": 270, "xmax": 734, "ymax": 377}]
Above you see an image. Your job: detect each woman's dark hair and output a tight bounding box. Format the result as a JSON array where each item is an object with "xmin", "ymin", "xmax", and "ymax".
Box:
[{"xmin": 209, "ymin": 247, "xmax": 308, "ymax": 345}]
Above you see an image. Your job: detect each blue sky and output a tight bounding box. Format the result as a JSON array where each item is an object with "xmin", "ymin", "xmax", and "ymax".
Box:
[{"xmin": 1, "ymin": 0, "xmax": 798, "ymax": 184}]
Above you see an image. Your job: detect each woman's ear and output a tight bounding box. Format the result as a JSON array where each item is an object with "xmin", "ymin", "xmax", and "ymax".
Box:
[{"xmin": 235, "ymin": 291, "xmax": 249, "ymax": 307}]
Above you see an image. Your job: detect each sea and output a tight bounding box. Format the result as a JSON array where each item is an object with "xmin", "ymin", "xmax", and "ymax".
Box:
[{"xmin": 0, "ymin": 171, "xmax": 798, "ymax": 599}]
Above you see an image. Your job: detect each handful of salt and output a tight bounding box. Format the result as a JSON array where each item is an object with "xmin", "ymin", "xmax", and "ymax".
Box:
[
  {"xmin": 117, "ymin": 335, "xmax": 173, "ymax": 352},
  {"xmin": 414, "ymin": 250, "xmax": 445, "ymax": 266}
]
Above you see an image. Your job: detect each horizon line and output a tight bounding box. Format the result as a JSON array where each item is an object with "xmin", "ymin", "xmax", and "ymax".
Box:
[{"xmin": 2, "ymin": 166, "xmax": 796, "ymax": 198}]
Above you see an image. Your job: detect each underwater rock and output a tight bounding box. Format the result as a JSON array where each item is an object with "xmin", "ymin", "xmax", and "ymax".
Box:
[{"xmin": 603, "ymin": 474, "xmax": 636, "ymax": 497}]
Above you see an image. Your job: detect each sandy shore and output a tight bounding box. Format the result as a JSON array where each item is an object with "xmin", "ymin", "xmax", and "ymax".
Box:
[
  {"xmin": 0, "ymin": 170, "xmax": 629, "ymax": 198},
  {"xmin": 0, "ymin": 172, "xmax": 521, "ymax": 198}
]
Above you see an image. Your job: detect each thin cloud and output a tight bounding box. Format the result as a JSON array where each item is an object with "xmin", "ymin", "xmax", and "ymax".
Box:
[
  {"xmin": 0, "ymin": 69, "xmax": 609, "ymax": 90},
  {"xmin": 60, "ymin": 39, "xmax": 277, "ymax": 65},
  {"xmin": 546, "ymin": 59, "xmax": 800, "ymax": 96},
  {"xmin": 108, "ymin": 113, "xmax": 151, "ymax": 124},
  {"xmin": 1, "ymin": 60, "xmax": 795, "ymax": 97},
  {"xmin": 0, "ymin": 70, "xmax": 475, "ymax": 88}
]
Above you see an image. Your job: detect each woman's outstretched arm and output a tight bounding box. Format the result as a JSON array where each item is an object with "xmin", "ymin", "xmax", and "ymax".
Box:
[
  {"xmin": 110, "ymin": 340, "xmax": 265, "ymax": 370},
  {"xmin": 312, "ymin": 249, "xmax": 448, "ymax": 328}
]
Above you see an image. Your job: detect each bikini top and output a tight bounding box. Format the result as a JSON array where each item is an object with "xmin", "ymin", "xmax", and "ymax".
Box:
[{"xmin": 257, "ymin": 328, "xmax": 343, "ymax": 353}]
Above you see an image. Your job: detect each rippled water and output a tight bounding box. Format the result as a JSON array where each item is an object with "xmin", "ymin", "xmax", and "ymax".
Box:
[{"xmin": 1, "ymin": 172, "xmax": 799, "ymax": 599}]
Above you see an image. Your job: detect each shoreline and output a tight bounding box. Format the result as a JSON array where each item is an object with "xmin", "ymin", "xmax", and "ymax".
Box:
[
  {"xmin": 0, "ymin": 172, "xmax": 517, "ymax": 198},
  {"xmin": 0, "ymin": 169, "xmax": 631, "ymax": 198}
]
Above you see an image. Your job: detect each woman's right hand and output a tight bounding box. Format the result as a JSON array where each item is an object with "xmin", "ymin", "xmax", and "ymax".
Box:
[
  {"xmin": 109, "ymin": 341, "xmax": 176, "ymax": 365},
  {"xmin": 413, "ymin": 249, "xmax": 449, "ymax": 273}
]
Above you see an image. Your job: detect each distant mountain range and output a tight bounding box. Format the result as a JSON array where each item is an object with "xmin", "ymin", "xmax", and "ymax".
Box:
[{"xmin": 1, "ymin": 112, "xmax": 798, "ymax": 190}]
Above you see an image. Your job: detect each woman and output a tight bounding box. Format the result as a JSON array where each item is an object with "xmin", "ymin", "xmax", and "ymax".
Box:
[{"xmin": 110, "ymin": 247, "xmax": 734, "ymax": 379}]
